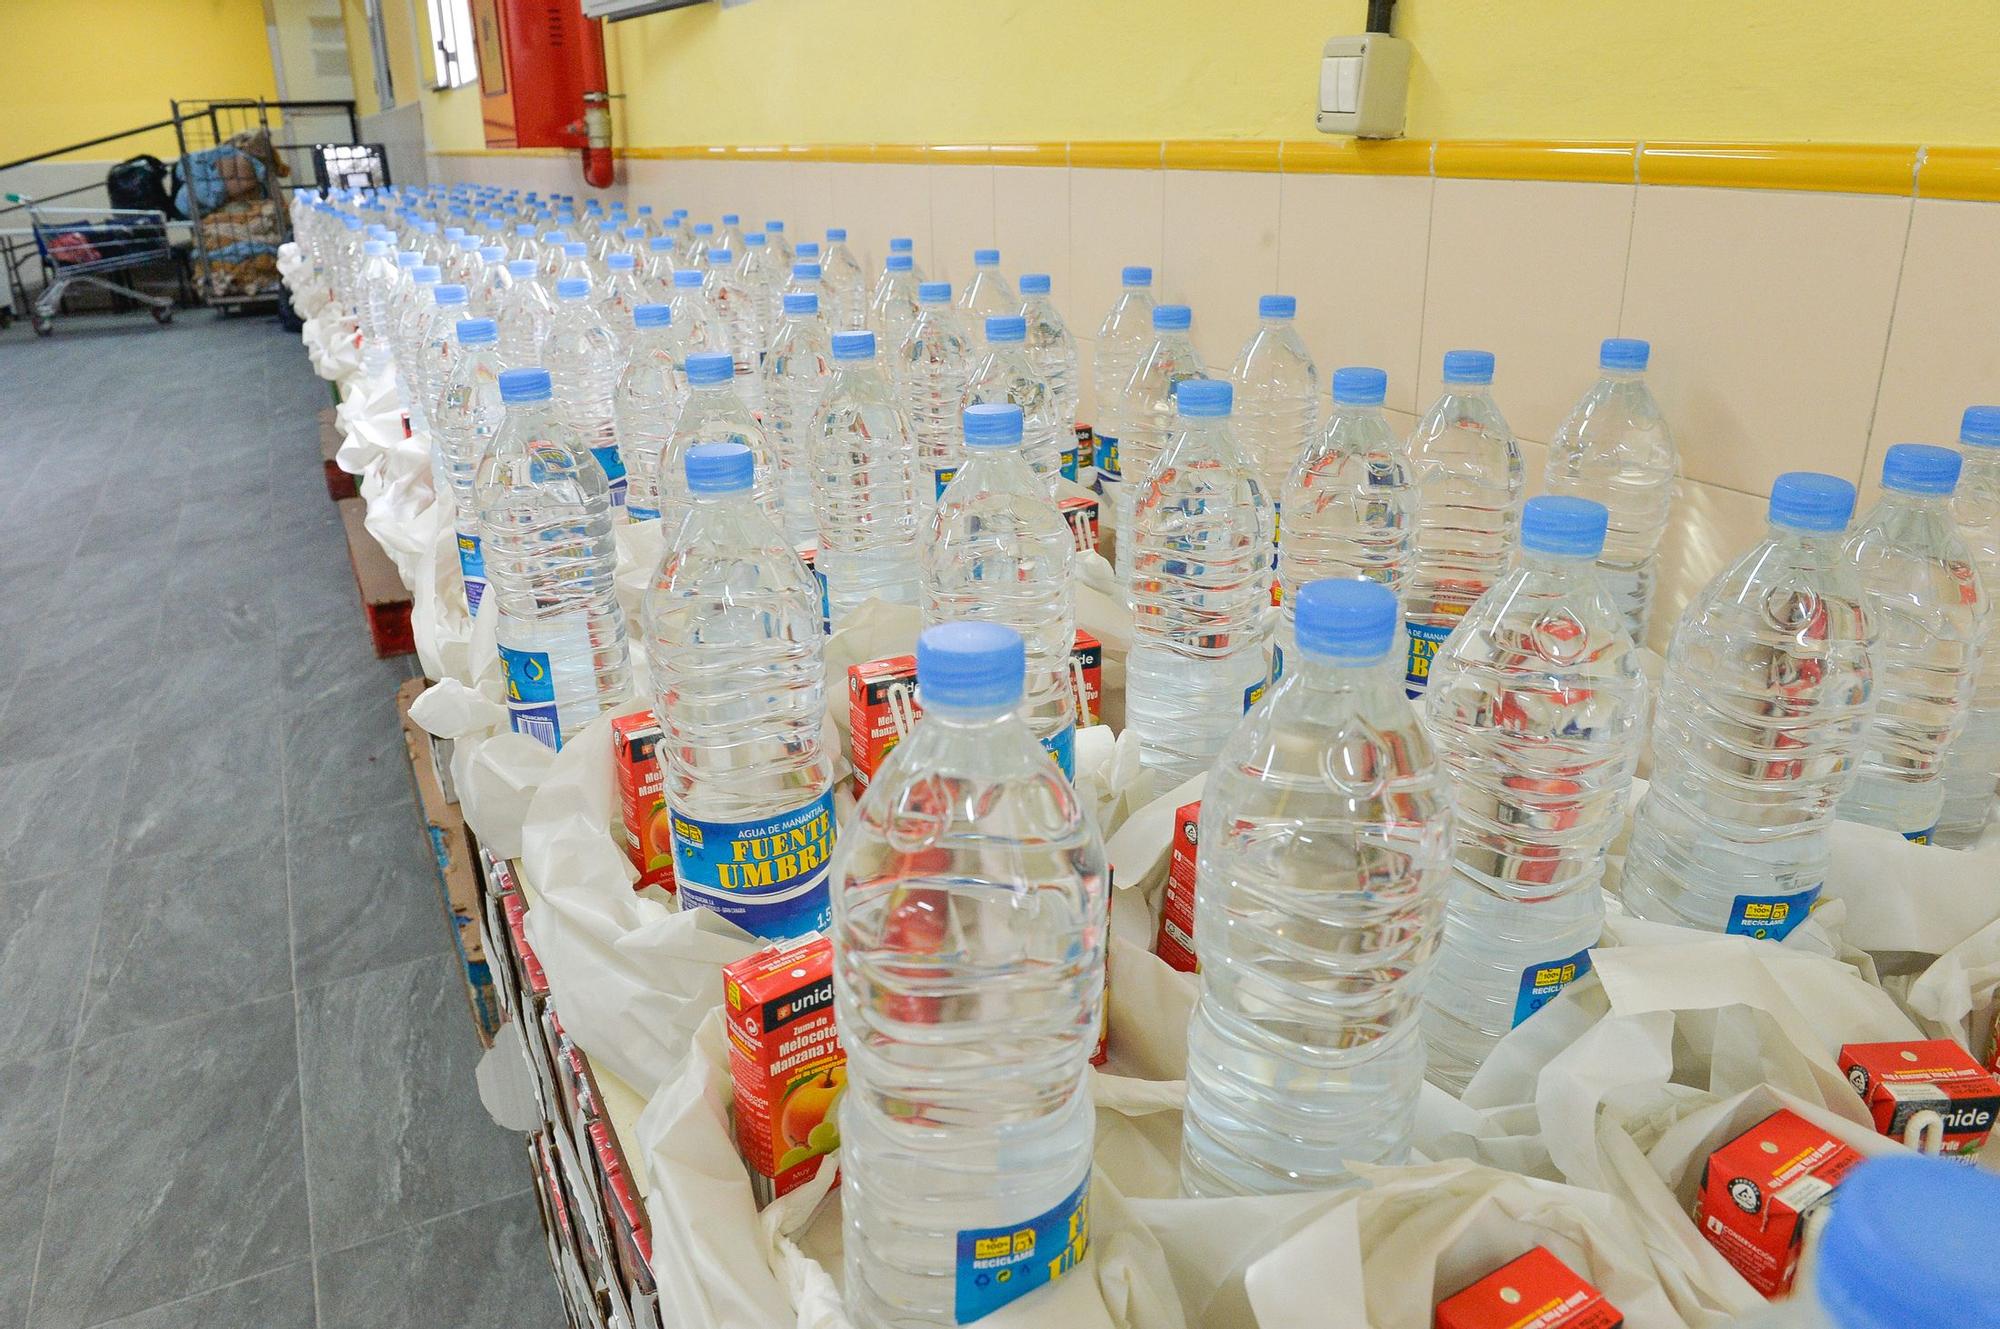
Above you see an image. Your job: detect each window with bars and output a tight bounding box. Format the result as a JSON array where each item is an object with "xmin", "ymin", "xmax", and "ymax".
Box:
[{"xmin": 426, "ymin": 0, "xmax": 479, "ymax": 89}]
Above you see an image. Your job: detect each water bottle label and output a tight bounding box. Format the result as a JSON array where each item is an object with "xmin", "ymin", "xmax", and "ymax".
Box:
[
  {"xmin": 953, "ymin": 1174, "xmax": 1089, "ymax": 1324},
  {"xmin": 933, "ymin": 465, "xmax": 959, "ymax": 500},
  {"xmin": 1269, "ymin": 643, "xmax": 1284, "ymax": 683},
  {"xmin": 626, "ymin": 502, "xmax": 660, "ymax": 523},
  {"xmin": 497, "ymin": 644, "xmax": 562, "ymax": 751},
  {"xmin": 456, "ymin": 530, "xmax": 486, "ymax": 614},
  {"xmin": 1511, "ymin": 948, "xmax": 1593, "ymax": 1027},
  {"xmin": 1044, "ymin": 725, "xmax": 1075, "ymax": 779},
  {"xmin": 1404, "ymin": 621, "xmax": 1455, "ymax": 696},
  {"xmin": 1242, "ymin": 677, "xmax": 1267, "ymax": 713},
  {"xmin": 1724, "ymin": 886, "xmax": 1821, "ymax": 942},
  {"xmin": 1060, "ymin": 445, "xmax": 1078, "ymax": 482},
  {"xmin": 591, "ymin": 443, "xmax": 628, "ymax": 507},
  {"xmin": 670, "ymin": 789, "xmax": 836, "ymax": 940},
  {"xmin": 1095, "ymin": 433, "xmax": 1119, "ymax": 481}
]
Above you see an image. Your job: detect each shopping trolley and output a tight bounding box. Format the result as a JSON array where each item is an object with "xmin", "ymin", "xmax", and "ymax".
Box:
[{"xmin": 4, "ymin": 192, "xmax": 174, "ymax": 336}]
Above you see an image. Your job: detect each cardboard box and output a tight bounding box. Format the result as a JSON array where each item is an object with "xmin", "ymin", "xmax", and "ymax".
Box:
[
  {"xmin": 591, "ymin": 1118, "xmax": 656, "ymax": 1300},
  {"xmin": 1694, "ymin": 1109, "xmax": 1862, "ymax": 1297},
  {"xmin": 340, "ymin": 497, "xmax": 414, "ymax": 657},
  {"xmin": 1841, "ymin": 1038, "xmax": 2000, "ymax": 1156},
  {"xmin": 1060, "ymin": 493, "xmax": 1100, "ymax": 553},
  {"xmin": 1155, "ymin": 802, "xmax": 1202, "ymax": 973},
  {"xmin": 1435, "ymin": 1247, "xmax": 1622, "ymax": 1329},
  {"xmin": 722, "ymin": 935, "xmax": 846, "ymax": 1206},
  {"xmin": 610, "ymin": 711, "xmax": 678, "ymax": 899}
]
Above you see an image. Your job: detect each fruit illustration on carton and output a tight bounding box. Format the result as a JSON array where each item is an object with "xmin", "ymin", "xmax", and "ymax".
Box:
[
  {"xmin": 722, "ymin": 933, "xmax": 847, "ymax": 1205},
  {"xmin": 775, "ymin": 1063, "xmax": 846, "ymax": 1171}
]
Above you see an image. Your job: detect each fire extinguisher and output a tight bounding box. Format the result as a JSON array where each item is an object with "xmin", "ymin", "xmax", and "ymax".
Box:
[{"xmin": 571, "ymin": 12, "xmax": 615, "ymax": 188}]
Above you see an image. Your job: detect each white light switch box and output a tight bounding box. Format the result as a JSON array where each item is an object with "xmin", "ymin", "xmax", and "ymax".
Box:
[{"xmin": 1316, "ymin": 34, "xmax": 1411, "ymax": 139}]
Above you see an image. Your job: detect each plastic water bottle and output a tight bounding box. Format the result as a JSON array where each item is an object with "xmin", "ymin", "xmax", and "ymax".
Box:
[
  {"xmin": 1091, "ymin": 266, "xmax": 1157, "ymax": 492},
  {"xmin": 895, "ymin": 281, "xmax": 974, "ymax": 503},
  {"xmin": 832, "ymin": 621, "xmax": 1108, "ymax": 1329},
  {"xmin": 660, "ymin": 351, "xmax": 785, "ymax": 532},
  {"xmin": 643, "ymin": 235, "xmax": 680, "ymax": 297},
  {"xmin": 821, "ymin": 227, "xmax": 868, "ymax": 328},
  {"xmin": 1404, "ymin": 350, "xmax": 1523, "ymax": 699},
  {"xmin": 1230, "ymin": 295, "xmax": 1320, "ymax": 509},
  {"xmin": 924, "ymin": 403, "xmax": 1079, "ymax": 772},
  {"xmin": 1125, "ymin": 379, "xmax": 1274, "ymax": 785},
  {"xmin": 357, "ymin": 240, "xmax": 400, "ymax": 373},
  {"xmin": 761, "ymin": 219, "xmax": 793, "ymax": 267},
  {"xmin": 596, "ymin": 252, "xmax": 648, "ymax": 349},
  {"xmin": 534, "ymin": 229, "xmax": 569, "ymax": 288},
  {"xmin": 761, "ymin": 290, "xmax": 833, "ymax": 546},
  {"xmin": 1621, "ymin": 473, "xmax": 1872, "ymax": 937},
  {"xmin": 1112, "ymin": 303, "xmax": 1207, "ymax": 589},
  {"xmin": 1837, "ymin": 444, "xmax": 1989, "ymax": 841},
  {"xmin": 956, "ymin": 247, "xmax": 1014, "ymax": 321},
  {"xmin": 680, "ymin": 220, "xmax": 714, "ymax": 270},
  {"xmin": 887, "ymin": 234, "xmax": 923, "ymax": 280},
  {"xmin": 702, "ymin": 247, "xmax": 761, "ymax": 411},
  {"xmin": 557, "ymin": 240, "xmax": 594, "ymax": 285},
  {"xmin": 643, "ymin": 442, "xmax": 835, "ymax": 939},
  {"xmin": 1937, "ymin": 407, "xmax": 2000, "ymax": 844},
  {"xmin": 664, "ymin": 266, "xmax": 723, "ymax": 357},
  {"xmin": 814, "ymin": 331, "xmax": 920, "ymax": 623},
  {"xmin": 867, "ymin": 252, "xmax": 921, "ymax": 350},
  {"xmin": 495, "ymin": 259, "xmax": 554, "ymax": 367},
  {"xmin": 541, "ymin": 277, "xmax": 628, "ymax": 517},
  {"xmin": 432, "ymin": 317, "xmax": 507, "ymax": 614},
  {"xmin": 507, "ymin": 222, "xmax": 538, "ymax": 264},
  {"xmin": 1180, "ymin": 578, "xmax": 1452, "ymax": 1196},
  {"xmin": 736, "ymin": 232, "xmax": 782, "ymax": 353},
  {"xmin": 612, "ymin": 304, "xmax": 686, "ymax": 524},
  {"xmin": 476, "ymin": 368, "xmax": 632, "ymax": 750},
  {"xmin": 966, "ymin": 315, "xmax": 1065, "ymax": 489},
  {"xmin": 1542, "ymin": 339, "xmax": 1679, "ymax": 644},
  {"xmin": 1276, "ymin": 367, "xmax": 1419, "ymax": 660},
  {"xmin": 1018, "ymin": 274, "xmax": 1081, "ymax": 479},
  {"xmin": 392, "ymin": 265, "xmax": 442, "ymax": 433},
  {"xmin": 717, "ymin": 212, "xmax": 746, "ymax": 253},
  {"xmin": 1419, "ymin": 496, "xmax": 1648, "ymax": 1093},
  {"xmin": 783, "ymin": 260, "xmax": 821, "ymax": 303},
  {"xmin": 414, "ymin": 283, "xmax": 471, "ymax": 442},
  {"xmin": 469, "ymin": 245, "xmax": 512, "ymax": 319}
]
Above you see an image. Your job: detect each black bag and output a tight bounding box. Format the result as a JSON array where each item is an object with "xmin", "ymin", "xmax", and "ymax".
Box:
[{"xmin": 106, "ymin": 154, "xmax": 176, "ymax": 219}]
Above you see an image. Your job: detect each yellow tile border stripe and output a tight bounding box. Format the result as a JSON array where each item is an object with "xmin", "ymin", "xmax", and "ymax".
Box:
[{"xmin": 431, "ymin": 140, "xmax": 2000, "ymax": 200}]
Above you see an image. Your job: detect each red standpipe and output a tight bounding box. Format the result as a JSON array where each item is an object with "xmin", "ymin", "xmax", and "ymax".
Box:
[{"xmin": 575, "ymin": 13, "xmax": 614, "ymax": 188}]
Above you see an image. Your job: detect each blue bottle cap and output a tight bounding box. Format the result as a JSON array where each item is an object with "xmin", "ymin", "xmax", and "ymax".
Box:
[
  {"xmin": 1153, "ymin": 303, "xmax": 1191, "ymax": 332},
  {"xmin": 832, "ymin": 330, "xmax": 876, "ymax": 361},
  {"xmin": 397, "ymin": 251, "xmax": 421, "ymax": 268},
  {"xmin": 1882, "ymin": 442, "xmax": 1962, "ymax": 495},
  {"xmin": 685, "ymin": 351, "xmax": 735, "ymax": 386},
  {"xmin": 707, "ymin": 248, "xmax": 732, "ymax": 264},
  {"xmin": 1521, "ymin": 495, "xmax": 1608, "ymax": 557},
  {"xmin": 1259, "ymin": 294, "xmax": 1297, "ymax": 320},
  {"xmin": 1331, "ymin": 366, "xmax": 1388, "ymax": 407},
  {"xmin": 793, "ymin": 262, "xmax": 822, "ymax": 281},
  {"xmin": 1442, "ymin": 349, "xmax": 1496, "ymax": 385},
  {"xmin": 694, "ymin": 222, "xmax": 714, "ymax": 235},
  {"xmin": 363, "ymin": 240, "xmax": 389, "ymax": 256},
  {"xmin": 413, "ymin": 265, "xmax": 441, "ymax": 283},
  {"xmin": 1295, "ymin": 579, "xmax": 1399, "ymax": 663},
  {"xmin": 985, "ymin": 315, "xmax": 1026, "ymax": 343},
  {"xmin": 795, "ymin": 243, "xmax": 820, "ymax": 261},
  {"xmin": 764, "ymin": 220, "xmax": 784, "ymax": 233},
  {"xmin": 479, "ymin": 245, "xmax": 506, "ymax": 262},
  {"xmin": 638, "ymin": 205, "xmax": 653, "ymax": 215},
  {"xmin": 633, "ymin": 304, "xmax": 672, "ymax": 329},
  {"xmin": 434, "ymin": 283, "xmax": 469, "ymax": 306},
  {"xmin": 515, "ymin": 223, "xmax": 537, "ymax": 237},
  {"xmin": 455, "ymin": 317, "xmax": 497, "ymax": 345},
  {"xmin": 1019, "ymin": 273, "xmax": 1051, "ymax": 295},
  {"xmin": 1768, "ymin": 472, "xmax": 1856, "ymax": 532},
  {"xmin": 498, "ymin": 367, "xmax": 553, "ymax": 403},
  {"xmin": 554, "ymin": 277, "xmax": 590, "ymax": 300},
  {"xmin": 562, "ymin": 242, "xmax": 588, "ymax": 257},
  {"xmin": 886, "ymin": 253, "xmax": 914, "ymax": 272},
  {"xmin": 917, "ymin": 621, "xmax": 1026, "ymax": 710},
  {"xmin": 721, "ymin": 213, "xmax": 739, "ymax": 225},
  {"xmin": 964, "ymin": 402, "xmax": 1024, "ymax": 447},
  {"xmin": 1176, "ymin": 378, "xmax": 1232, "ymax": 418},
  {"xmin": 444, "ymin": 226, "xmax": 466, "ymax": 240},
  {"xmin": 783, "ymin": 292, "xmax": 819, "ymax": 316},
  {"xmin": 685, "ymin": 442, "xmax": 755, "ymax": 495},
  {"xmin": 648, "ymin": 235, "xmax": 676, "ymax": 253},
  {"xmin": 672, "ymin": 269, "xmax": 704, "ymax": 288},
  {"xmin": 1121, "ymin": 265, "xmax": 1154, "ymax": 288},
  {"xmin": 501, "ymin": 258, "xmax": 534, "ymax": 280},
  {"xmin": 1962, "ymin": 406, "xmax": 2000, "ymax": 448},
  {"xmin": 918, "ymin": 281, "xmax": 952, "ymax": 305},
  {"xmin": 607, "ymin": 252, "xmax": 636, "ymax": 270},
  {"xmin": 973, "ymin": 248, "xmax": 1001, "ymax": 267},
  {"xmin": 743, "ymin": 233, "xmax": 767, "ymax": 247},
  {"xmin": 1814, "ymin": 1157, "xmax": 2000, "ymax": 1329},
  {"xmin": 1600, "ymin": 338, "xmax": 1650, "ymax": 372},
  {"xmin": 889, "ymin": 236, "xmax": 913, "ymax": 253},
  {"xmin": 826, "ymin": 227, "xmax": 847, "ymax": 241}
]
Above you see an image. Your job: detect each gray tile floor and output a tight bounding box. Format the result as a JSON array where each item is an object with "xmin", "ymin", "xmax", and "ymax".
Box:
[{"xmin": 0, "ymin": 314, "xmax": 563, "ymax": 1329}]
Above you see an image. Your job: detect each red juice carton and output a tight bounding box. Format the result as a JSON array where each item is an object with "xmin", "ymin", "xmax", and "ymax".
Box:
[
  {"xmin": 1060, "ymin": 494, "xmax": 1100, "ymax": 553},
  {"xmin": 722, "ymin": 934, "xmax": 845, "ymax": 1206},
  {"xmin": 1694, "ymin": 1109, "xmax": 1862, "ymax": 1297},
  {"xmin": 1154, "ymin": 802, "xmax": 1201, "ymax": 973},
  {"xmin": 1840, "ymin": 1038, "xmax": 2000, "ymax": 1157},
  {"xmin": 1434, "ymin": 1246, "xmax": 1622, "ymax": 1329},
  {"xmin": 610, "ymin": 711, "xmax": 677, "ymax": 898},
  {"xmin": 1071, "ymin": 630, "xmax": 1103, "ymax": 726},
  {"xmin": 849, "ymin": 654, "xmax": 919, "ymax": 792}
]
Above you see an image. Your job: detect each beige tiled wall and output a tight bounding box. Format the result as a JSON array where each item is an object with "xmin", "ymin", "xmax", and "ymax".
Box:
[{"xmin": 434, "ymin": 152, "xmax": 2000, "ymax": 649}]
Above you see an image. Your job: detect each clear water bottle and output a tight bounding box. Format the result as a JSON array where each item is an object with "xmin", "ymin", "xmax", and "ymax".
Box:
[
  {"xmin": 612, "ymin": 304, "xmax": 686, "ymax": 525},
  {"xmin": 469, "ymin": 244, "xmax": 511, "ymax": 319},
  {"xmin": 867, "ymin": 252, "xmax": 921, "ymax": 350},
  {"xmin": 1018, "ymin": 273, "xmax": 1081, "ymax": 479},
  {"xmin": 833, "ymin": 621, "xmax": 1108, "ymax": 1329},
  {"xmin": 1404, "ymin": 350, "xmax": 1523, "ymax": 699},
  {"xmin": 956, "ymin": 247, "xmax": 1014, "ymax": 321},
  {"xmin": 541, "ymin": 277, "xmax": 628, "ymax": 517},
  {"xmin": 702, "ymin": 247, "xmax": 761, "ymax": 411},
  {"xmin": 896, "ymin": 281, "xmax": 974, "ymax": 503},
  {"xmin": 1181, "ymin": 578, "xmax": 1452, "ymax": 1196},
  {"xmin": 1092, "ymin": 266, "xmax": 1156, "ymax": 490},
  {"xmin": 1938, "ymin": 407, "xmax": 2000, "ymax": 845},
  {"xmin": 643, "ymin": 235, "xmax": 680, "ymax": 298},
  {"xmin": 1113, "ymin": 303, "xmax": 1208, "ymax": 588},
  {"xmin": 665, "ymin": 267, "xmax": 723, "ymax": 357},
  {"xmin": 814, "ymin": 330, "xmax": 920, "ymax": 623},
  {"xmin": 1276, "ymin": 367, "xmax": 1419, "ymax": 659},
  {"xmin": 761, "ymin": 218, "xmax": 794, "ymax": 268},
  {"xmin": 1419, "ymin": 496, "xmax": 1648, "ymax": 1094},
  {"xmin": 1230, "ymin": 294, "xmax": 1320, "ymax": 508},
  {"xmin": 534, "ymin": 229, "xmax": 570, "ymax": 288},
  {"xmin": 680, "ymin": 220, "xmax": 714, "ymax": 270},
  {"xmin": 761, "ymin": 290, "xmax": 834, "ymax": 547},
  {"xmin": 643, "ymin": 442, "xmax": 834, "ymax": 939},
  {"xmin": 432, "ymin": 317, "xmax": 507, "ymax": 614},
  {"xmin": 357, "ymin": 240, "xmax": 401, "ymax": 373},
  {"xmin": 1125, "ymin": 379, "xmax": 1274, "ymax": 785},
  {"xmin": 495, "ymin": 259, "xmax": 554, "ymax": 368},
  {"xmin": 924, "ymin": 403, "xmax": 1079, "ymax": 773},
  {"xmin": 1621, "ymin": 473, "xmax": 1872, "ymax": 937},
  {"xmin": 414, "ymin": 282, "xmax": 471, "ymax": 441},
  {"xmin": 821, "ymin": 226, "xmax": 869, "ymax": 328},
  {"xmin": 660, "ymin": 351, "xmax": 785, "ymax": 530},
  {"xmin": 392, "ymin": 265, "xmax": 442, "ymax": 433},
  {"xmin": 966, "ymin": 314, "xmax": 1064, "ymax": 489},
  {"xmin": 783, "ymin": 260, "xmax": 822, "ymax": 303},
  {"xmin": 736, "ymin": 232, "xmax": 782, "ymax": 354},
  {"xmin": 717, "ymin": 211, "xmax": 746, "ymax": 253},
  {"xmin": 1543, "ymin": 338, "xmax": 1679, "ymax": 643},
  {"xmin": 596, "ymin": 252, "xmax": 648, "ymax": 350},
  {"xmin": 476, "ymin": 368, "xmax": 633, "ymax": 751},
  {"xmin": 887, "ymin": 234, "xmax": 923, "ymax": 281},
  {"xmin": 1838, "ymin": 444, "xmax": 1989, "ymax": 842},
  {"xmin": 557, "ymin": 240, "xmax": 595, "ymax": 286},
  {"xmin": 507, "ymin": 222, "xmax": 539, "ymax": 264}
]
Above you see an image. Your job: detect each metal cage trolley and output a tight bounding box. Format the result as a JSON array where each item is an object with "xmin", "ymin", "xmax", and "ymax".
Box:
[{"xmin": 3, "ymin": 192, "xmax": 174, "ymax": 336}]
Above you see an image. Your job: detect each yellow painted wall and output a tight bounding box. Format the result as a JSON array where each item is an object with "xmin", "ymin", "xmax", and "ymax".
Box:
[
  {"xmin": 0, "ymin": 0, "xmax": 281, "ymax": 162},
  {"xmin": 341, "ymin": 0, "xmax": 429, "ymax": 116},
  {"xmin": 423, "ymin": 0, "xmax": 2000, "ymax": 155}
]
